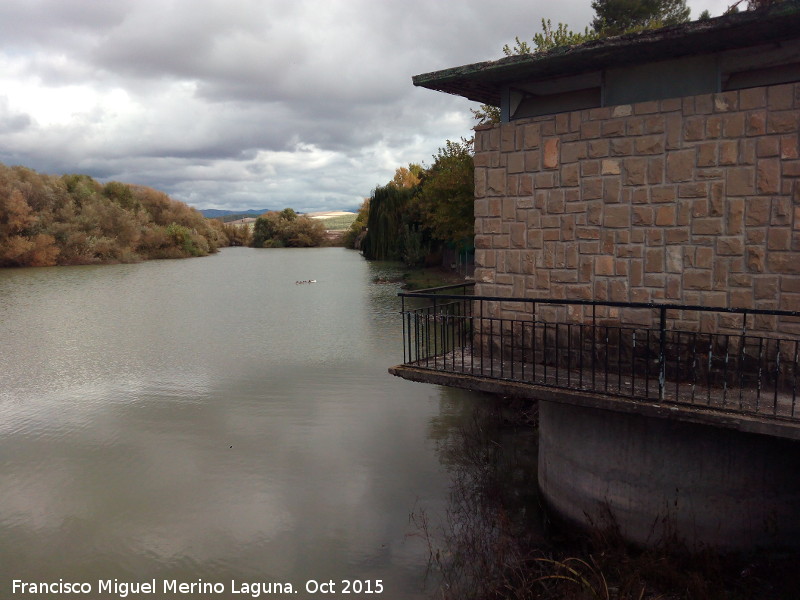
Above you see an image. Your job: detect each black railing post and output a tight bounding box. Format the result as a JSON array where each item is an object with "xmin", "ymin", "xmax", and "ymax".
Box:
[
  {"xmin": 415, "ymin": 310, "xmax": 420, "ymax": 364},
  {"xmin": 433, "ymin": 296, "xmax": 438, "ymax": 363},
  {"xmin": 592, "ymin": 302, "xmax": 597, "ymax": 391},
  {"xmin": 401, "ymin": 296, "xmax": 407, "ymax": 364},
  {"xmin": 773, "ymin": 338, "xmax": 781, "ymax": 415},
  {"xmin": 738, "ymin": 310, "xmax": 748, "ymax": 410},
  {"xmin": 408, "ymin": 311, "xmax": 414, "ymax": 363},
  {"xmin": 659, "ymin": 306, "xmax": 667, "ymax": 401},
  {"xmin": 532, "ymin": 301, "xmax": 537, "ymax": 382},
  {"xmin": 793, "ymin": 340, "xmax": 799, "ymax": 417},
  {"xmin": 479, "ymin": 299, "xmax": 484, "ymax": 376}
]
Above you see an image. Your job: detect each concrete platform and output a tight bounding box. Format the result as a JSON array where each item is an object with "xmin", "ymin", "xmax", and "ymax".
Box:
[
  {"xmin": 389, "ymin": 364, "xmax": 800, "ymax": 441},
  {"xmin": 391, "ymin": 363, "xmax": 800, "ymax": 549}
]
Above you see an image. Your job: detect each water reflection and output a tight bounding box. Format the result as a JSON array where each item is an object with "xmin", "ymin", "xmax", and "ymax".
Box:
[
  {"xmin": 0, "ymin": 248, "xmax": 487, "ymax": 599},
  {"xmin": 421, "ymin": 391, "xmax": 543, "ymax": 598},
  {"xmin": 423, "ymin": 391, "xmax": 800, "ymax": 600}
]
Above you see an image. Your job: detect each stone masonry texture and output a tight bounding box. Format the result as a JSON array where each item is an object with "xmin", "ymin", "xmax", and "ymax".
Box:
[{"xmin": 472, "ymin": 83, "xmax": 800, "ymax": 335}]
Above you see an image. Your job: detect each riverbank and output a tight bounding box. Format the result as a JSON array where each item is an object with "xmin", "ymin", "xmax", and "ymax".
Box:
[
  {"xmin": 372, "ymin": 265, "xmax": 469, "ymax": 290},
  {"xmin": 419, "ymin": 394, "xmax": 800, "ymax": 600},
  {"xmin": 402, "ymin": 266, "xmax": 470, "ymax": 290}
]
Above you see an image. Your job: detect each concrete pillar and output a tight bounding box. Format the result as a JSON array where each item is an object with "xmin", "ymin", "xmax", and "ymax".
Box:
[{"xmin": 538, "ymin": 399, "xmax": 800, "ymax": 549}]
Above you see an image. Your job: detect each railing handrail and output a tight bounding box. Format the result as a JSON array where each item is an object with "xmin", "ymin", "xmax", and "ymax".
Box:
[
  {"xmin": 399, "ymin": 288, "xmax": 800, "ymax": 319},
  {"xmin": 397, "ymin": 289, "xmax": 800, "ymax": 425}
]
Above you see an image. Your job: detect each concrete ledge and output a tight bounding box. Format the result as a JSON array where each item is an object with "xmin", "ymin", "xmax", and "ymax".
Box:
[{"xmin": 389, "ymin": 364, "xmax": 800, "ymax": 441}]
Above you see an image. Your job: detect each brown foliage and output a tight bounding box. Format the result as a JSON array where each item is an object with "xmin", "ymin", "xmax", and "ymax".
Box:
[
  {"xmin": 221, "ymin": 221, "xmax": 252, "ymax": 246},
  {"xmin": 251, "ymin": 210, "xmax": 327, "ymax": 248},
  {"xmin": 0, "ymin": 162, "xmax": 231, "ymax": 268}
]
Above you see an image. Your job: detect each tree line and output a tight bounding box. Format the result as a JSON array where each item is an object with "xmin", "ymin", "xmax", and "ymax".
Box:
[
  {"xmin": 343, "ymin": 138, "xmax": 474, "ymax": 268},
  {"xmin": 251, "ymin": 208, "xmax": 327, "ymax": 248},
  {"xmin": 221, "ymin": 208, "xmax": 331, "ymax": 248},
  {"xmin": 0, "ymin": 159, "xmax": 341, "ymax": 268},
  {"xmin": 0, "ymin": 163, "xmax": 229, "ymax": 267},
  {"xmin": 213, "ymin": 136, "xmax": 475, "ymax": 261}
]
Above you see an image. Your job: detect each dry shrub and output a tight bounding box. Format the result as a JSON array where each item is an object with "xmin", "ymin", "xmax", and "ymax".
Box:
[{"xmin": 0, "ymin": 162, "xmax": 232, "ymax": 267}]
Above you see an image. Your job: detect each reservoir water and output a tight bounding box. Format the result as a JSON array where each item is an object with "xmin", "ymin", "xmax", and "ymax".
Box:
[{"xmin": 0, "ymin": 247, "xmax": 485, "ymax": 598}]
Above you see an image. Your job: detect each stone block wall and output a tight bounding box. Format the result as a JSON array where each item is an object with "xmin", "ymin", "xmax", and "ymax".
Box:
[{"xmin": 473, "ymin": 82, "xmax": 800, "ymax": 335}]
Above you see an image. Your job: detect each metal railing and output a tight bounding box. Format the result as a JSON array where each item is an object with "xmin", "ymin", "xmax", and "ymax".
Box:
[{"xmin": 399, "ymin": 284, "xmax": 800, "ymax": 422}]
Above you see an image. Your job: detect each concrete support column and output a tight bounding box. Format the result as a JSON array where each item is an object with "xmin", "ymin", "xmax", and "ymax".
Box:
[{"xmin": 538, "ymin": 399, "xmax": 800, "ymax": 549}]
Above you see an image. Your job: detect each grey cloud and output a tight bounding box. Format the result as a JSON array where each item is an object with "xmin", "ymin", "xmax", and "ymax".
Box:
[
  {"xmin": 0, "ymin": 0, "xmax": 638, "ymax": 212},
  {"xmin": 0, "ymin": 98, "xmax": 31, "ymax": 134}
]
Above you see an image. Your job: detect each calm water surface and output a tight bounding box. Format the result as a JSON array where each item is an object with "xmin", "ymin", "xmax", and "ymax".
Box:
[{"xmin": 0, "ymin": 247, "xmax": 483, "ymax": 598}]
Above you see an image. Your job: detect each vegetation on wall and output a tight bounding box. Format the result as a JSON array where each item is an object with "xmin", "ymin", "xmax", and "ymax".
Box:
[
  {"xmin": 591, "ymin": 0, "xmax": 691, "ymax": 35},
  {"xmin": 725, "ymin": 0, "xmax": 788, "ymax": 12},
  {"xmin": 0, "ymin": 163, "xmax": 228, "ymax": 268},
  {"xmin": 502, "ymin": 19, "xmax": 598, "ymax": 57},
  {"xmin": 474, "ymin": 0, "xmax": 700, "ymax": 124}
]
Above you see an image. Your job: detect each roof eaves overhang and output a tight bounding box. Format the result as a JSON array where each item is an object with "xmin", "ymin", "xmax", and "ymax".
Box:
[{"xmin": 412, "ymin": 1, "xmax": 800, "ymax": 107}]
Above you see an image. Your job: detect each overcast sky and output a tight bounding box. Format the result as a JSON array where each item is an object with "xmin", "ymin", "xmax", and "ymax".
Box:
[{"xmin": 0, "ymin": 0, "xmax": 731, "ymax": 213}]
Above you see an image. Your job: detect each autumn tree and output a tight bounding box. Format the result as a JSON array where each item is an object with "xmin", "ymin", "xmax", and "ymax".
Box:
[
  {"xmin": 286, "ymin": 215, "xmax": 326, "ymax": 247},
  {"xmin": 356, "ymin": 140, "xmax": 474, "ymax": 266},
  {"xmin": 251, "ymin": 209, "xmax": 326, "ymax": 248},
  {"xmin": 333, "ymin": 166, "xmax": 425, "ymax": 254},
  {"xmin": 414, "ymin": 139, "xmax": 475, "ymax": 248},
  {"xmin": 280, "ymin": 207, "xmax": 298, "ymax": 221},
  {"xmin": 0, "ymin": 162, "xmax": 230, "ymax": 267},
  {"xmin": 103, "ymin": 180, "xmax": 140, "ymax": 212},
  {"xmin": 222, "ymin": 222, "xmax": 252, "ymax": 246},
  {"xmin": 390, "ymin": 164, "xmax": 423, "ymax": 189},
  {"xmin": 0, "ymin": 189, "xmax": 60, "ymax": 266},
  {"xmin": 252, "ymin": 213, "xmax": 278, "ymax": 247}
]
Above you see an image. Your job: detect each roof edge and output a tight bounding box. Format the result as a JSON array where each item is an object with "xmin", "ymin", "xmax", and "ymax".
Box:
[{"xmin": 413, "ymin": 1, "xmax": 800, "ymax": 106}]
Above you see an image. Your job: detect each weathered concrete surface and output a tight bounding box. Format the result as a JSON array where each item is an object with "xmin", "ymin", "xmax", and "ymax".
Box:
[
  {"xmin": 391, "ymin": 364, "xmax": 800, "ymax": 548},
  {"xmin": 389, "ymin": 364, "xmax": 800, "ymax": 441},
  {"xmin": 538, "ymin": 399, "xmax": 800, "ymax": 550}
]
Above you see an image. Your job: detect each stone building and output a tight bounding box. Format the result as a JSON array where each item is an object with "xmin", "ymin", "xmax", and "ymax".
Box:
[
  {"xmin": 414, "ymin": 2, "xmax": 800, "ymax": 336},
  {"xmin": 397, "ymin": 4, "xmax": 800, "ymax": 549}
]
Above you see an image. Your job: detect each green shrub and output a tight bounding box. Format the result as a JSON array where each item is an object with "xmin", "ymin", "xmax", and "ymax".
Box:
[{"xmin": 250, "ymin": 209, "xmax": 326, "ymax": 248}]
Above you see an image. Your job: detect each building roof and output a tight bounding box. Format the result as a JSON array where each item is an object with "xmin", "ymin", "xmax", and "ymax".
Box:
[{"xmin": 412, "ymin": 2, "xmax": 800, "ymax": 107}]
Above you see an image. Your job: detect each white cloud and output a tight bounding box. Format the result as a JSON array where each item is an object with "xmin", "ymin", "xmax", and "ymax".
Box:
[{"xmin": 0, "ymin": 0, "xmax": 739, "ymax": 212}]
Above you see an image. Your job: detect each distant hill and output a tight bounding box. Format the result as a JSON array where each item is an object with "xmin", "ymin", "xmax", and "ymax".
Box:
[
  {"xmin": 307, "ymin": 211, "xmax": 357, "ymax": 231},
  {"xmin": 200, "ymin": 209, "xmax": 271, "ymax": 219},
  {"xmin": 201, "ymin": 208, "xmax": 360, "ymax": 227}
]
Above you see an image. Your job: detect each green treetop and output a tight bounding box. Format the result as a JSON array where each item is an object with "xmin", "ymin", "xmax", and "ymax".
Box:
[{"xmin": 591, "ymin": 0, "xmax": 691, "ymax": 35}]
